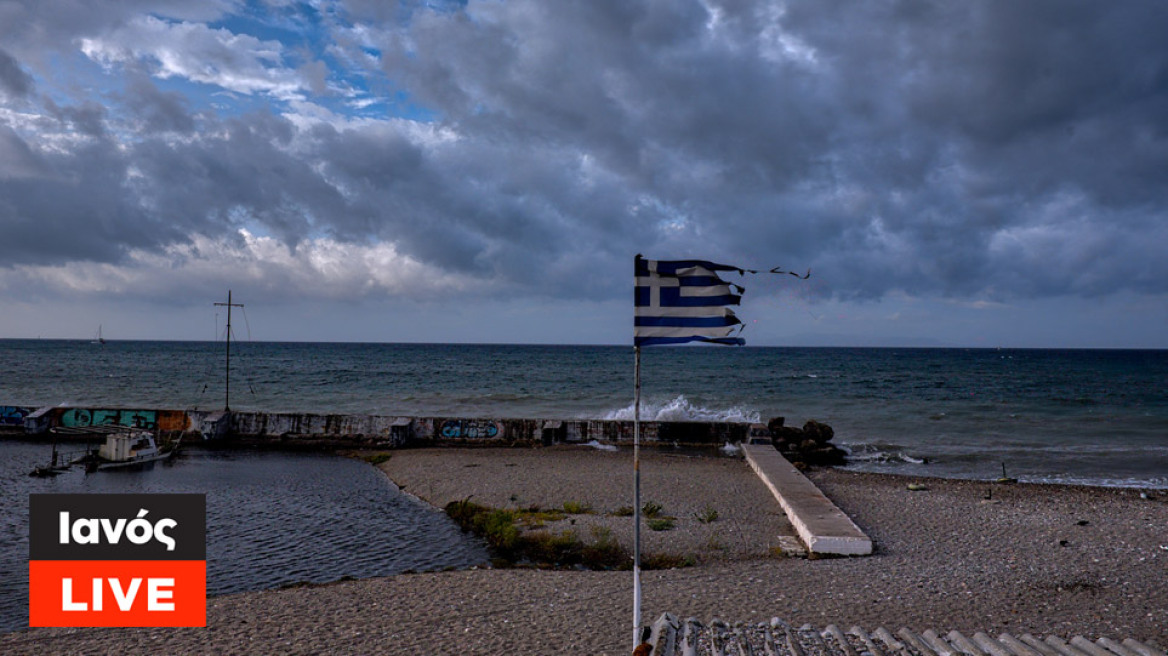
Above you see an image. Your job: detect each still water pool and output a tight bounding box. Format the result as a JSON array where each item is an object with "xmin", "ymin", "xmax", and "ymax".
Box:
[{"xmin": 1, "ymin": 441, "xmax": 489, "ymax": 633}]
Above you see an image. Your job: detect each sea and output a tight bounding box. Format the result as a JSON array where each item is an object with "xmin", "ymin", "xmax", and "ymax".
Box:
[{"xmin": 2, "ymin": 340, "xmax": 1167, "ymax": 631}]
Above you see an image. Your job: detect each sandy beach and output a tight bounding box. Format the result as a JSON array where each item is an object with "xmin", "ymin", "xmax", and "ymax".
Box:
[{"xmin": 4, "ymin": 445, "xmax": 1166, "ymax": 655}]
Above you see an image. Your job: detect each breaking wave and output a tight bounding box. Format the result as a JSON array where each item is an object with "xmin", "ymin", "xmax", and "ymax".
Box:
[
  {"xmin": 843, "ymin": 443, "xmax": 928, "ymax": 465},
  {"xmin": 602, "ymin": 395, "xmax": 760, "ymax": 423}
]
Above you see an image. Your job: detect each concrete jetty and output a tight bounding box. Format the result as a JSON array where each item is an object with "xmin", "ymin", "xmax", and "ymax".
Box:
[{"xmin": 743, "ymin": 443, "xmax": 873, "ymax": 556}]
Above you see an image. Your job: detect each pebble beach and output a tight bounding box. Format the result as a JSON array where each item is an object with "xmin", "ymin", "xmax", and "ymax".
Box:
[{"xmin": 4, "ymin": 445, "xmax": 1166, "ymax": 655}]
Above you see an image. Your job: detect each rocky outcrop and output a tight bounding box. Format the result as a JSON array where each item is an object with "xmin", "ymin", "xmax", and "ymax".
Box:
[{"xmin": 767, "ymin": 417, "xmax": 848, "ymax": 467}]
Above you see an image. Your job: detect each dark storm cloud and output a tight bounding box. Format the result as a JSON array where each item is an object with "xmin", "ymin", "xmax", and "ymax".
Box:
[
  {"xmin": 0, "ymin": 134, "xmax": 164, "ymax": 265},
  {"xmin": 44, "ymin": 98, "xmax": 109, "ymax": 138},
  {"xmin": 770, "ymin": 0, "xmax": 1168, "ymax": 299},
  {"xmin": 306, "ymin": 119, "xmax": 640, "ymax": 298},
  {"xmin": 122, "ymin": 75, "xmax": 196, "ymax": 134},
  {"xmin": 0, "ymin": 0, "xmax": 231, "ymax": 53},
  {"xmin": 1, "ymin": 0, "xmax": 1165, "ymax": 310},
  {"xmin": 0, "ymin": 49, "xmax": 34, "ymax": 99},
  {"xmin": 0, "ymin": 126, "xmax": 46, "ymax": 179},
  {"xmin": 126, "ymin": 111, "xmax": 350, "ymax": 246},
  {"xmin": 369, "ymin": 0, "xmax": 1168, "ymax": 301},
  {"xmin": 0, "ymin": 108, "xmax": 338, "ymax": 269}
]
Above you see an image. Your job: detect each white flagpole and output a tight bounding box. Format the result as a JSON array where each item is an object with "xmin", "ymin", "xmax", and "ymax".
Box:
[{"xmin": 632, "ymin": 344, "xmax": 642, "ymax": 649}]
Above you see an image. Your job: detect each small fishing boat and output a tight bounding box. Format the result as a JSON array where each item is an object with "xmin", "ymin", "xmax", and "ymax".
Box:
[
  {"xmin": 28, "ymin": 432, "xmax": 72, "ymax": 477},
  {"xmin": 28, "ymin": 462, "xmax": 69, "ymax": 477},
  {"xmin": 72, "ymin": 427, "xmax": 181, "ymax": 472}
]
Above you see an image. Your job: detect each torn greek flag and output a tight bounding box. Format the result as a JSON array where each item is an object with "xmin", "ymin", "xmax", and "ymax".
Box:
[{"xmin": 634, "ymin": 255, "xmax": 749, "ymax": 346}]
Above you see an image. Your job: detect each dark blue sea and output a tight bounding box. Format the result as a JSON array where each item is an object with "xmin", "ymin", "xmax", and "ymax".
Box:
[
  {"xmin": 3, "ymin": 340, "xmax": 1166, "ymax": 487},
  {"xmin": 2, "ymin": 340, "xmax": 1166, "ymax": 631}
]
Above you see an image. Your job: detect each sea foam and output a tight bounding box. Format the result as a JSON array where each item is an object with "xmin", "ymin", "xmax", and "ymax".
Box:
[{"xmin": 602, "ymin": 394, "xmax": 761, "ymax": 423}]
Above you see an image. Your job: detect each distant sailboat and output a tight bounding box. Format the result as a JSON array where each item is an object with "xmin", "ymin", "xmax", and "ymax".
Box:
[{"xmin": 92, "ymin": 324, "xmax": 106, "ymax": 345}]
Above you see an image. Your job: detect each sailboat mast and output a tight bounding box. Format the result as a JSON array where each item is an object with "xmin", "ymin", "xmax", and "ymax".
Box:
[
  {"xmin": 225, "ymin": 292, "xmax": 231, "ymax": 410},
  {"xmin": 214, "ymin": 291, "xmax": 245, "ymax": 411}
]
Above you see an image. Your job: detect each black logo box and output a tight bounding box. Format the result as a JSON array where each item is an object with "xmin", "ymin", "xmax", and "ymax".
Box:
[{"xmin": 30, "ymin": 494, "xmax": 205, "ymax": 561}]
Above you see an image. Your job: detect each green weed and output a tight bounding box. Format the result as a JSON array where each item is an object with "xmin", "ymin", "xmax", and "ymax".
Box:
[
  {"xmin": 361, "ymin": 452, "xmax": 392, "ymax": 466},
  {"xmin": 562, "ymin": 501, "xmax": 593, "ymax": 514},
  {"xmin": 445, "ymin": 499, "xmax": 630, "ymax": 569},
  {"xmin": 647, "ymin": 518, "xmax": 675, "ymax": 531},
  {"xmin": 642, "ymin": 501, "xmax": 665, "ymax": 518},
  {"xmin": 642, "ymin": 553, "xmax": 696, "ymax": 570}
]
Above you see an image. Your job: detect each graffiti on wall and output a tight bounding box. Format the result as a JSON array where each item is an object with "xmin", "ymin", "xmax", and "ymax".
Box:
[
  {"xmin": 1, "ymin": 406, "xmax": 32, "ymax": 427},
  {"xmin": 440, "ymin": 419, "xmax": 500, "ymax": 439},
  {"xmin": 60, "ymin": 408, "xmax": 158, "ymax": 430}
]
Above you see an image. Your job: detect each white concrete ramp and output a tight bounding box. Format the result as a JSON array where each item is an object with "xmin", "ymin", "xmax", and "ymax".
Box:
[{"xmin": 741, "ymin": 443, "xmax": 873, "ymax": 556}]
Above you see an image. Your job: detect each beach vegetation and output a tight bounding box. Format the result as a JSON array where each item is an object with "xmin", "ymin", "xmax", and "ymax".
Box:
[
  {"xmin": 641, "ymin": 501, "xmax": 665, "ymax": 518},
  {"xmin": 444, "ymin": 499, "xmax": 631, "ymax": 569},
  {"xmin": 590, "ymin": 526, "xmax": 613, "ymax": 541},
  {"xmin": 582, "ymin": 534, "xmax": 628, "ymax": 569},
  {"xmin": 562, "ymin": 500, "xmax": 593, "ymax": 514},
  {"xmin": 445, "ymin": 497, "xmax": 484, "ymax": 524},
  {"xmin": 643, "ymin": 553, "xmax": 696, "ymax": 569},
  {"xmin": 696, "ymin": 506, "xmax": 719, "ymax": 523},
  {"xmin": 359, "ymin": 452, "xmax": 392, "ymax": 466},
  {"xmin": 525, "ymin": 530, "xmax": 584, "ymax": 564},
  {"xmin": 647, "ymin": 518, "xmax": 675, "ymax": 531},
  {"xmin": 445, "ymin": 499, "xmax": 520, "ymax": 556},
  {"xmin": 610, "ymin": 506, "xmax": 635, "ymax": 517},
  {"xmin": 521, "ymin": 507, "xmax": 567, "ymax": 526},
  {"xmin": 474, "ymin": 509, "xmax": 521, "ymax": 554}
]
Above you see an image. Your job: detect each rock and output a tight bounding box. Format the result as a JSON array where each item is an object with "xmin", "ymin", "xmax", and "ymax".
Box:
[
  {"xmin": 811, "ymin": 445, "xmax": 847, "ymax": 466},
  {"xmin": 772, "ymin": 426, "xmax": 803, "ymax": 444},
  {"xmin": 769, "ymin": 419, "xmax": 845, "ymax": 466},
  {"xmin": 802, "ymin": 420, "xmax": 834, "ymax": 444},
  {"xmin": 770, "ymin": 426, "xmax": 802, "ymax": 454}
]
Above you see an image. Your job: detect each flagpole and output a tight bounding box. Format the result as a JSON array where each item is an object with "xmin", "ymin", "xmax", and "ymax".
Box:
[{"xmin": 632, "ymin": 344, "xmax": 642, "ymax": 649}]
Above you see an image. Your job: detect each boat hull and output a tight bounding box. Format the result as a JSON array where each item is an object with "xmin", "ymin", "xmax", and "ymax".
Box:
[{"xmin": 89, "ymin": 450, "xmax": 177, "ymax": 471}]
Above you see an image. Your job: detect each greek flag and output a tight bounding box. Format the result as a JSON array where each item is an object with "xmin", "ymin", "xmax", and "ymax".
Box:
[{"xmin": 634, "ymin": 255, "xmax": 749, "ymax": 346}]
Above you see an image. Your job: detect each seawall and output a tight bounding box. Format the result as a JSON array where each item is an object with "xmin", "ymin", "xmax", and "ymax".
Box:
[{"xmin": 4, "ymin": 404, "xmax": 774, "ymax": 449}]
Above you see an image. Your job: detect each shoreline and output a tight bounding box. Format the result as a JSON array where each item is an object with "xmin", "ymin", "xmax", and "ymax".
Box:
[
  {"xmin": 9, "ymin": 432, "xmax": 1166, "ymax": 491},
  {"xmin": 4, "ymin": 447, "xmax": 1166, "ymax": 654}
]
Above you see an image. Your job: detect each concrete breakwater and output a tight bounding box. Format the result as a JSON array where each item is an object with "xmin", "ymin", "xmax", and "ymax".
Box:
[{"xmin": 3, "ymin": 404, "xmax": 775, "ymax": 449}]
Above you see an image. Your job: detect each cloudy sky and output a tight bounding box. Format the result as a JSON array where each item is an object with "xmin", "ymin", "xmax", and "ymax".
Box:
[{"xmin": 1, "ymin": 0, "xmax": 1166, "ymax": 347}]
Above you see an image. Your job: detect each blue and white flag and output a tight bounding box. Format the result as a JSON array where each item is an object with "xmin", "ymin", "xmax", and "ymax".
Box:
[{"xmin": 634, "ymin": 255, "xmax": 750, "ymax": 347}]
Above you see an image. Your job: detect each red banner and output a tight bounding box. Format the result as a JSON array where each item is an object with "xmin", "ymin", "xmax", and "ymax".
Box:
[{"xmin": 29, "ymin": 560, "xmax": 206, "ymax": 627}]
